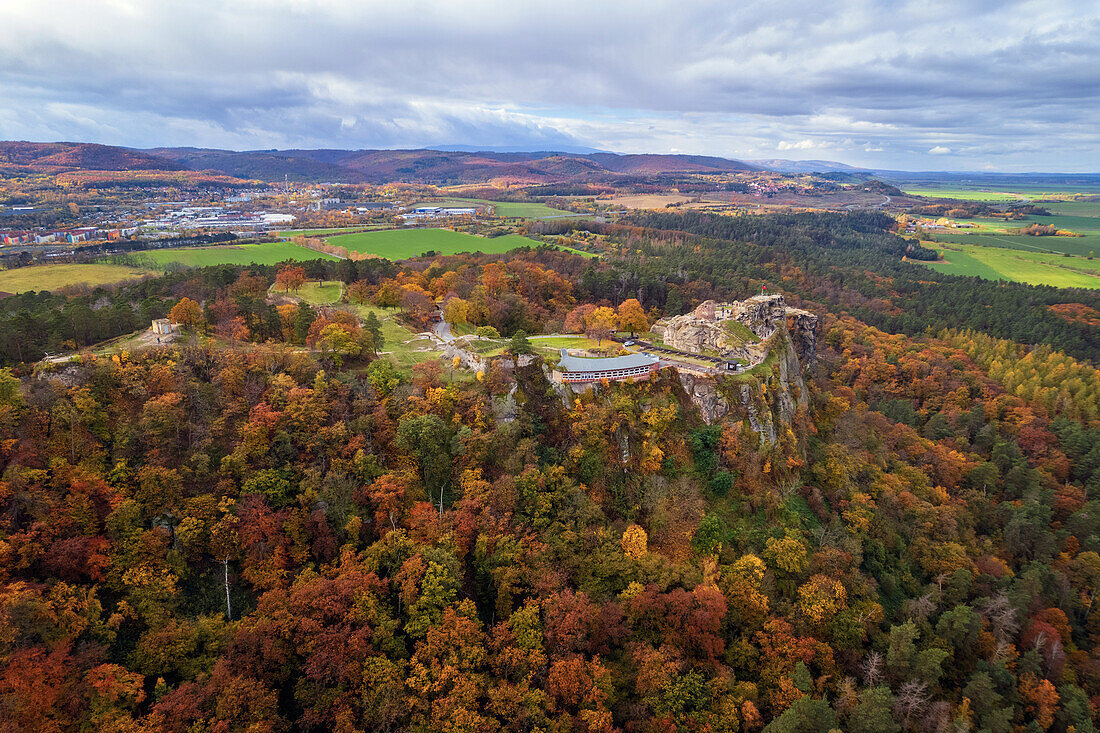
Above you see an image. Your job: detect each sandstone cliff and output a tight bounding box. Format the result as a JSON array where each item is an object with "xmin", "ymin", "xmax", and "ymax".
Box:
[{"xmin": 652, "ymin": 294, "xmax": 818, "ymax": 366}]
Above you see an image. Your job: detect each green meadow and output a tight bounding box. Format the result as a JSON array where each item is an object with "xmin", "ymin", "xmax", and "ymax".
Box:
[
  {"xmin": 903, "ymin": 185, "xmax": 1100, "ymax": 201},
  {"xmin": 903, "ymin": 188, "xmax": 1021, "ymax": 202},
  {"xmin": 327, "ymin": 228, "xmax": 538, "ymax": 259},
  {"xmin": 921, "ymin": 242, "xmax": 1100, "ymax": 289},
  {"xmin": 278, "ymin": 280, "xmax": 344, "ymax": 305},
  {"xmin": 0, "ymin": 263, "xmax": 150, "ymax": 293},
  {"xmin": 140, "ymin": 242, "xmax": 339, "ymax": 267},
  {"xmin": 936, "ymin": 231, "xmax": 1100, "ymax": 258},
  {"xmin": 1043, "ymin": 200, "xmax": 1100, "ymax": 218}
]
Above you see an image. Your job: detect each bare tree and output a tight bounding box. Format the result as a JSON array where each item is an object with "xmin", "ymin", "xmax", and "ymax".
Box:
[
  {"xmin": 980, "ymin": 593, "xmax": 1018, "ymax": 643},
  {"xmin": 861, "ymin": 650, "xmax": 884, "ymax": 688},
  {"xmin": 904, "ymin": 593, "xmax": 937, "ymax": 623},
  {"xmin": 836, "ymin": 676, "xmax": 859, "ymax": 716},
  {"xmin": 893, "ymin": 680, "xmax": 930, "ymax": 729}
]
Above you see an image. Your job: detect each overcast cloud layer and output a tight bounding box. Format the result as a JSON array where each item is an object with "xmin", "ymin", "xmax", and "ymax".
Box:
[{"xmin": 0, "ymin": 0, "xmax": 1097, "ymax": 171}]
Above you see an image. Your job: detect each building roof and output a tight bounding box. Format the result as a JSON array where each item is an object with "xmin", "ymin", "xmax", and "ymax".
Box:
[{"xmin": 557, "ymin": 348, "xmax": 659, "ymax": 372}]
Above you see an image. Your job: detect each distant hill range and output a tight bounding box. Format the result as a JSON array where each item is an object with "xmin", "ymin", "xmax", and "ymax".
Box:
[
  {"xmin": 0, "ymin": 141, "xmax": 762, "ymax": 184},
  {"xmin": 8, "ymin": 142, "xmax": 1092, "ymax": 187},
  {"xmin": 0, "ymin": 141, "xmax": 188, "ymax": 175}
]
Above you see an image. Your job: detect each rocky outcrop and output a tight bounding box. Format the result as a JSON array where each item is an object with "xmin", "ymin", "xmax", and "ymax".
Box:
[
  {"xmin": 674, "ymin": 328, "xmax": 809, "ymax": 444},
  {"xmin": 652, "ymin": 294, "xmax": 818, "ymax": 366},
  {"xmin": 651, "ymin": 300, "xmax": 754, "ymax": 361}
]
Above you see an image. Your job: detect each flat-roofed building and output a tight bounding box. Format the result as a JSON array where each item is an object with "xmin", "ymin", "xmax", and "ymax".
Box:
[{"xmin": 553, "ymin": 349, "xmax": 660, "ymax": 384}]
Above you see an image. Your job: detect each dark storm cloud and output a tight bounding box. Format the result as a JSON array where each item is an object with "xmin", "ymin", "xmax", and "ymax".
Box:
[{"xmin": 0, "ymin": 0, "xmax": 1096, "ymax": 169}]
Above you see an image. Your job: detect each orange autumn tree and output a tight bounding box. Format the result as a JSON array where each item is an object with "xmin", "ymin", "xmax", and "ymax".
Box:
[
  {"xmin": 617, "ymin": 298, "xmax": 648, "ymax": 337},
  {"xmin": 275, "ymin": 265, "xmax": 307, "ymax": 293},
  {"xmin": 169, "ymin": 297, "xmax": 202, "ymax": 331}
]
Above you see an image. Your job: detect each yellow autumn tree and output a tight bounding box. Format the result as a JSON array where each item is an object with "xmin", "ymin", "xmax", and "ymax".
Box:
[
  {"xmin": 169, "ymin": 297, "xmax": 202, "ymax": 331},
  {"xmin": 796, "ymin": 574, "xmax": 848, "ymax": 627},
  {"xmin": 586, "ymin": 306, "xmax": 617, "ymax": 346},
  {"xmin": 764, "ymin": 534, "xmax": 809, "ymax": 575},
  {"xmin": 621, "ymin": 524, "xmax": 648, "ymax": 559}
]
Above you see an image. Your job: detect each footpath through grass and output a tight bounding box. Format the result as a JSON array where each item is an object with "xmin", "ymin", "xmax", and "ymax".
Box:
[
  {"xmin": 0, "ymin": 263, "xmax": 150, "ymax": 293},
  {"xmin": 345, "ymin": 304, "xmax": 445, "ymax": 370}
]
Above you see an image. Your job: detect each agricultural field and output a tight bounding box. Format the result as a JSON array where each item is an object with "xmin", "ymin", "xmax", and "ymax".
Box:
[
  {"xmin": 325, "ymin": 228, "xmax": 537, "ymax": 259},
  {"xmin": 913, "ymin": 190, "xmax": 1100, "ymax": 289},
  {"xmin": 0, "ymin": 263, "xmax": 150, "ymax": 294},
  {"xmin": 902, "ymin": 188, "xmax": 1023, "ymax": 202},
  {"xmin": 921, "ymin": 241, "xmax": 1100, "ymax": 289},
  {"xmin": 139, "ymin": 242, "xmax": 339, "ymax": 267},
  {"xmin": 902, "ymin": 185, "xmax": 1100, "ymax": 201},
  {"xmin": 606, "ymin": 193, "xmax": 697, "ymax": 210},
  {"xmin": 1043, "ymin": 200, "xmax": 1100, "ymax": 218},
  {"xmin": 937, "ymin": 213, "xmax": 1100, "ymax": 238},
  {"xmin": 935, "ymin": 229, "xmax": 1100, "ymax": 259},
  {"xmin": 493, "ymin": 201, "xmax": 575, "ymax": 218}
]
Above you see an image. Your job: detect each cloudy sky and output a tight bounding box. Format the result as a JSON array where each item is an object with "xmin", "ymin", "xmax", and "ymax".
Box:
[{"xmin": 1, "ymin": 0, "xmax": 1097, "ymax": 171}]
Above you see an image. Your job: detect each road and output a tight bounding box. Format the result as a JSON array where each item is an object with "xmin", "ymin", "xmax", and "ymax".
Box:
[
  {"xmin": 433, "ymin": 314, "xmax": 454, "ymax": 343},
  {"xmin": 844, "ymin": 193, "xmax": 891, "ymax": 211}
]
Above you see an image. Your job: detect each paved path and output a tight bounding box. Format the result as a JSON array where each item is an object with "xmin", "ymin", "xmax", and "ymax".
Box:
[{"xmin": 433, "ymin": 316, "xmax": 454, "ymax": 343}]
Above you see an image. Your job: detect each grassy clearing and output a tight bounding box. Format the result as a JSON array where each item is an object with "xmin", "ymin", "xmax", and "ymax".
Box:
[
  {"xmin": 0, "ymin": 263, "xmax": 150, "ymax": 293},
  {"xmin": 278, "ymin": 280, "xmax": 344, "ymax": 305},
  {"xmin": 554, "ymin": 245, "xmax": 599, "ymax": 259},
  {"xmin": 345, "ymin": 305, "xmax": 444, "ymax": 371},
  {"xmin": 529, "ymin": 335, "xmax": 604, "ymax": 352},
  {"xmin": 722, "ymin": 320, "xmax": 760, "ymax": 344},
  {"xmin": 141, "ymin": 242, "xmax": 339, "ymax": 267},
  {"xmin": 726, "ymin": 351, "xmax": 779, "ymax": 384},
  {"xmin": 922, "ymin": 243, "xmax": 1100, "ymax": 289},
  {"xmin": 328, "ymin": 228, "xmax": 537, "ymax": 259}
]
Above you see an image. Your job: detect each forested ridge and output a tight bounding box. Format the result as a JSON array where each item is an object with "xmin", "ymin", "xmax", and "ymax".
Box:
[
  {"xmin": 0, "ymin": 211, "xmax": 1099, "ymax": 731},
  {"xmin": 613, "ymin": 211, "xmax": 1100, "ymax": 360}
]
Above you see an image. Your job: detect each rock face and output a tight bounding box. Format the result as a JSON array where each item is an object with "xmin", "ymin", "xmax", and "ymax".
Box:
[
  {"xmin": 677, "ymin": 371, "xmax": 732, "ymax": 424},
  {"xmin": 653, "ymin": 292, "xmax": 817, "ymax": 442},
  {"xmin": 652, "ymin": 294, "xmax": 818, "ymax": 366}
]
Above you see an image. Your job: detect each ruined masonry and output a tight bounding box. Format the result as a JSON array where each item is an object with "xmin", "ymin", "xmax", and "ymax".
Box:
[{"xmin": 651, "ymin": 294, "xmax": 818, "ymax": 366}]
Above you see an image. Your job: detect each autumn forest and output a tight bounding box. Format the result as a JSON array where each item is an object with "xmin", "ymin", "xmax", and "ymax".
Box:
[{"xmin": 2, "ymin": 209, "xmax": 1100, "ymax": 733}]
